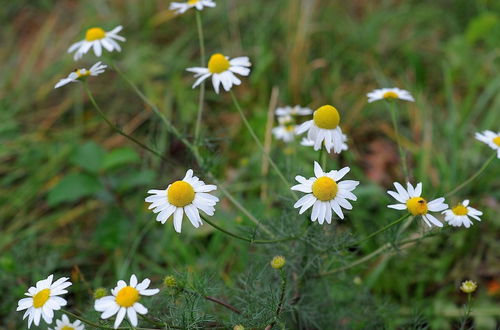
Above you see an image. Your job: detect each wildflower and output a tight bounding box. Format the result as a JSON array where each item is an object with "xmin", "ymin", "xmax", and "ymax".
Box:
[
  {"xmin": 145, "ymin": 169, "xmax": 219, "ymax": 233},
  {"xmin": 387, "ymin": 182, "xmax": 448, "ymax": 227},
  {"xmin": 163, "ymin": 275, "xmax": 177, "ymax": 288},
  {"xmin": 16, "ymin": 274, "xmax": 72, "ymax": 328},
  {"xmin": 275, "ymin": 105, "xmax": 313, "ymax": 117},
  {"xmin": 475, "ymin": 130, "xmax": 500, "ymax": 158},
  {"xmin": 295, "ymin": 105, "xmax": 345, "ymax": 153},
  {"xmin": 271, "ymin": 256, "xmax": 286, "ymax": 269},
  {"xmin": 460, "ymin": 280, "xmax": 478, "ymax": 294},
  {"xmin": 366, "ymin": 88, "xmax": 414, "ymax": 103},
  {"xmin": 54, "ymin": 62, "xmax": 107, "ymax": 88},
  {"xmin": 169, "ymin": 0, "xmax": 216, "ymax": 14},
  {"xmin": 94, "ymin": 287, "xmax": 108, "ymax": 299},
  {"xmin": 301, "ymin": 134, "xmax": 348, "ymax": 152},
  {"xmin": 94, "ymin": 274, "xmax": 159, "ymax": 329},
  {"xmin": 272, "ymin": 115, "xmax": 296, "ymax": 143},
  {"xmin": 68, "ymin": 26, "xmax": 125, "ymax": 61},
  {"xmin": 292, "ymin": 161, "xmax": 359, "ymax": 223},
  {"xmin": 233, "ymin": 325, "xmax": 245, "ymax": 330},
  {"xmin": 443, "ymin": 200, "xmax": 482, "ymax": 228},
  {"xmin": 187, "ymin": 53, "xmax": 251, "ymax": 94},
  {"xmin": 49, "ymin": 314, "xmax": 85, "ymax": 330}
]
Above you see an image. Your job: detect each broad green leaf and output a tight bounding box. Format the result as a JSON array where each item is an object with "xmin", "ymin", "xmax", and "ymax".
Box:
[
  {"xmin": 47, "ymin": 173, "xmax": 103, "ymax": 206},
  {"xmin": 101, "ymin": 147, "xmax": 140, "ymax": 171},
  {"xmin": 71, "ymin": 141, "xmax": 105, "ymax": 173}
]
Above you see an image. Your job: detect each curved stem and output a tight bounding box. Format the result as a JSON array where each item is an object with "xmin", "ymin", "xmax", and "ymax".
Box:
[
  {"xmin": 267, "ymin": 269, "xmax": 287, "ymax": 329},
  {"xmin": 194, "ymin": 11, "xmax": 206, "ymax": 144},
  {"xmin": 230, "ymin": 91, "xmax": 297, "ymax": 199},
  {"xmin": 388, "ymin": 101, "xmax": 409, "ymax": 181},
  {"xmin": 445, "ymin": 153, "xmax": 496, "ymax": 197},
  {"xmin": 350, "ymin": 213, "xmax": 411, "ymax": 247},
  {"xmin": 204, "ymin": 295, "xmax": 242, "ymax": 314}
]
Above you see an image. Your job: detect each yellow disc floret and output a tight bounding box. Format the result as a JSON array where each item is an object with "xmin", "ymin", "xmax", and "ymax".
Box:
[
  {"xmin": 85, "ymin": 27, "xmax": 106, "ymax": 41},
  {"xmin": 406, "ymin": 197, "xmax": 428, "ymax": 216},
  {"xmin": 460, "ymin": 280, "xmax": 477, "ymax": 294},
  {"xmin": 270, "ymin": 256, "xmax": 286, "ymax": 269},
  {"xmin": 313, "ymin": 105, "xmax": 340, "ymax": 129},
  {"xmin": 383, "ymin": 91, "xmax": 399, "ymax": 99},
  {"xmin": 312, "ymin": 176, "xmax": 338, "ymax": 201},
  {"xmin": 75, "ymin": 69, "xmax": 91, "ymax": 78},
  {"xmin": 61, "ymin": 326, "xmax": 75, "ymax": 330},
  {"xmin": 493, "ymin": 136, "xmax": 500, "ymax": 147},
  {"xmin": 452, "ymin": 204, "xmax": 468, "ymax": 216},
  {"xmin": 188, "ymin": 0, "xmax": 200, "ymax": 4},
  {"xmin": 208, "ymin": 53, "xmax": 230, "ymax": 74},
  {"xmin": 33, "ymin": 289, "xmax": 51, "ymax": 308},
  {"xmin": 168, "ymin": 181, "xmax": 195, "ymax": 207},
  {"xmin": 115, "ymin": 286, "xmax": 139, "ymax": 307}
]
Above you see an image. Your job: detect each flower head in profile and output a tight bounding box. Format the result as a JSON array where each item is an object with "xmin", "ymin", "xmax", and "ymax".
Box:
[
  {"xmin": 442, "ymin": 200, "xmax": 482, "ymax": 228},
  {"xmin": 94, "ymin": 274, "xmax": 159, "ymax": 329},
  {"xmin": 49, "ymin": 314, "xmax": 85, "ymax": 330},
  {"xmin": 272, "ymin": 115, "xmax": 296, "ymax": 143},
  {"xmin": 145, "ymin": 169, "xmax": 219, "ymax": 233},
  {"xmin": 68, "ymin": 26, "xmax": 125, "ymax": 61},
  {"xmin": 275, "ymin": 105, "xmax": 313, "ymax": 117},
  {"xmin": 187, "ymin": 53, "xmax": 251, "ymax": 94},
  {"xmin": 291, "ymin": 162, "xmax": 359, "ymax": 224},
  {"xmin": 475, "ymin": 130, "xmax": 500, "ymax": 158},
  {"xmin": 301, "ymin": 133, "xmax": 348, "ymax": 153},
  {"xmin": 460, "ymin": 280, "xmax": 477, "ymax": 294},
  {"xmin": 296, "ymin": 105, "xmax": 345, "ymax": 153},
  {"xmin": 170, "ymin": 0, "xmax": 216, "ymax": 14},
  {"xmin": 367, "ymin": 88, "xmax": 414, "ymax": 103},
  {"xmin": 16, "ymin": 274, "xmax": 72, "ymax": 328},
  {"xmin": 55, "ymin": 62, "xmax": 107, "ymax": 88},
  {"xmin": 271, "ymin": 256, "xmax": 286, "ymax": 269},
  {"xmin": 387, "ymin": 182, "xmax": 448, "ymax": 227}
]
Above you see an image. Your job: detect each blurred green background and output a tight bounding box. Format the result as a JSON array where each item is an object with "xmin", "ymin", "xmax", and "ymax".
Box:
[{"xmin": 1, "ymin": 0, "xmax": 499, "ymax": 328}]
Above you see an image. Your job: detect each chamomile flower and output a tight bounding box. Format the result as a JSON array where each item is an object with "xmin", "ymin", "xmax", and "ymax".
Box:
[
  {"xmin": 291, "ymin": 161, "xmax": 359, "ymax": 223},
  {"xmin": 49, "ymin": 314, "xmax": 85, "ymax": 330},
  {"xmin": 54, "ymin": 62, "xmax": 107, "ymax": 88},
  {"xmin": 296, "ymin": 105, "xmax": 345, "ymax": 153},
  {"xmin": 94, "ymin": 274, "xmax": 159, "ymax": 329},
  {"xmin": 169, "ymin": 0, "xmax": 216, "ymax": 14},
  {"xmin": 367, "ymin": 88, "xmax": 415, "ymax": 103},
  {"xmin": 145, "ymin": 169, "xmax": 219, "ymax": 233},
  {"xmin": 68, "ymin": 26, "xmax": 125, "ymax": 61},
  {"xmin": 275, "ymin": 105, "xmax": 313, "ymax": 117},
  {"xmin": 387, "ymin": 182, "xmax": 448, "ymax": 227},
  {"xmin": 301, "ymin": 133, "xmax": 348, "ymax": 152},
  {"xmin": 460, "ymin": 280, "xmax": 478, "ymax": 294},
  {"xmin": 475, "ymin": 130, "xmax": 500, "ymax": 158},
  {"xmin": 16, "ymin": 274, "xmax": 72, "ymax": 328},
  {"xmin": 272, "ymin": 115, "xmax": 296, "ymax": 142},
  {"xmin": 187, "ymin": 53, "xmax": 251, "ymax": 94},
  {"xmin": 442, "ymin": 200, "xmax": 482, "ymax": 228}
]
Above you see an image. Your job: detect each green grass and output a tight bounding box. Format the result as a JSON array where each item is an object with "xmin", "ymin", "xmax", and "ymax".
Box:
[{"xmin": 1, "ymin": 0, "xmax": 499, "ymax": 328}]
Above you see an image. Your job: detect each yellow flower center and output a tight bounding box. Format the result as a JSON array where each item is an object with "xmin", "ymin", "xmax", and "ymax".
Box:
[
  {"xmin": 167, "ymin": 181, "xmax": 195, "ymax": 207},
  {"xmin": 85, "ymin": 27, "xmax": 106, "ymax": 41},
  {"xmin": 493, "ymin": 136, "xmax": 500, "ymax": 147},
  {"xmin": 312, "ymin": 105, "xmax": 340, "ymax": 129},
  {"xmin": 188, "ymin": 0, "xmax": 199, "ymax": 4},
  {"xmin": 312, "ymin": 176, "xmax": 338, "ymax": 201},
  {"xmin": 383, "ymin": 91, "xmax": 399, "ymax": 99},
  {"xmin": 61, "ymin": 326, "xmax": 75, "ymax": 330},
  {"xmin": 75, "ymin": 69, "xmax": 91, "ymax": 78},
  {"xmin": 115, "ymin": 286, "xmax": 139, "ymax": 307},
  {"xmin": 406, "ymin": 197, "xmax": 428, "ymax": 216},
  {"xmin": 33, "ymin": 289, "xmax": 50, "ymax": 308},
  {"xmin": 452, "ymin": 204, "xmax": 468, "ymax": 216},
  {"xmin": 208, "ymin": 53, "xmax": 230, "ymax": 74},
  {"xmin": 285, "ymin": 125, "xmax": 295, "ymax": 132}
]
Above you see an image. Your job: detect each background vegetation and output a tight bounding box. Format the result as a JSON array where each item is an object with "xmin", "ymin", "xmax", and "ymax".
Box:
[{"xmin": 1, "ymin": 0, "xmax": 499, "ymax": 328}]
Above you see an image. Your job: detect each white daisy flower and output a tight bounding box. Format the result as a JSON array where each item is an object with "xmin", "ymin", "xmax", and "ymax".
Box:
[
  {"xmin": 169, "ymin": 0, "xmax": 216, "ymax": 14},
  {"xmin": 367, "ymin": 88, "xmax": 415, "ymax": 103},
  {"xmin": 272, "ymin": 115, "xmax": 296, "ymax": 142},
  {"xmin": 475, "ymin": 130, "xmax": 500, "ymax": 158},
  {"xmin": 145, "ymin": 169, "xmax": 219, "ymax": 233},
  {"xmin": 94, "ymin": 274, "xmax": 159, "ymax": 329},
  {"xmin": 68, "ymin": 26, "xmax": 125, "ymax": 61},
  {"xmin": 291, "ymin": 161, "xmax": 359, "ymax": 224},
  {"xmin": 387, "ymin": 182, "xmax": 448, "ymax": 227},
  {"xmin": 296, "ymin": 105, "xmax": 345, "ymax": 153},
  {"xmin": 16, "ymin": 274, "xmax": 72, "ymax": 328},
  {"xmin": 49, "ymin": 314, "xmax": 85, "ymax": 330},
  {"xmin": 301, "ymin": 133, "xmax": 348, "ymax": 152},
  {"xmin": 187, "ymin": 53, "xmax": 251, "ymax": 94},
  {"xmin": 54, "ymin": 62, "xmax": 107, "ymax": 88},
  {"xmin": 442, "ymin": 200, "xmax": 482, "ymax": 228},
  {"xmin": 275, "ymin": 105, "xmax": 313, "ymax": 117}
]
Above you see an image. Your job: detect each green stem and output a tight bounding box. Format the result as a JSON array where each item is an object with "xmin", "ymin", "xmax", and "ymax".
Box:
[
  {"xmin": 230, "ymin": 91, "xmax": 296, "ymax": 198},
  {"xmin": 119, "ymin": 219, "xmax": 156, "ymax": 278},
  {"xmin": 318, "ymin": 146, "xmax": 326, "ymax": 168},
  {"xmin": 351, "ymin": 213, "xmax": 411, "ymax": 246},
  {"xmin": 388, "ymin": 101, "xmax": 409, "ymax": 181},
  {"xmin": 446, "ymin": 152, "xmax": 496, "ymax": 197},
  {"xmin": 268, "ymin": 269, "xmax": 287, "ymax": 329},
  {"xmin": 194, "ymin": 11, "xmax": 206, "ymax": 144},
  {"xmin": 459, "ymin": 293, "xmax": 473, "ymax": 330}
]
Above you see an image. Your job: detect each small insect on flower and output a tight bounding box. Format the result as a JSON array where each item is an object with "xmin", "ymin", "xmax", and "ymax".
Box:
[
  {"xmin": 271, "ymin": 256, "xmax": 286, "ymax": 269},
  {"xmin": 301, "ymin": 133, "xmax": 348, "ymax": 152},
  {"xmin": 145, "ymin": 169, "xmax": 219, "ymax": 233},
  {"xmin": 49, "ymin": 314, "xmax": 85, "ymax": 330},
  {"xmin": 272, "ymin": 115, "xmax": 296, "ymax": 143},
  {"xmin": 475, "ymin": 130, "xmax": 500, "ymax": 158},
  {"xmin": 169, "ymin": 0, "xmax": 216, "ymax": 14},
  {"xmin": 387, "ymin": 182, "xmax": 448, "ymax": 227},
  {"xmin": 94, "ymin": 274, "xmax": 159, "ymax": 329},
  {"xmin": 292, "ymin": 162, "xmax": 359, "ymax": 223},
  {"xmin": 296, "ymin": 105, "xmax": 345, "ymax": 153},
  {"xmin": 16, "ymin": 274, "xmax": 72, "ymax": 328},
  {"xmin": 367, "ymin": 88, "xmax": 415, "ymax": 103},
  {"xmin": 68, "ymin": 26, "xmax": 125, "ymax": 61},
  {"xmin": 187, "ymin": 53, "xmax": 251, "ymax": 94},
  {"xmin": 54, "ymin": 62, "xmax": 107, "ymax": 89},
  {"xmin": 442, "ymin": 200, "xmax": 482, "ymax": 228},
  {"xmin": 275, "ymin": 105, "xmax": 313, "ymax": 117},
  {"xmin": 460, "ymin": 280, "xmax": 478, "ymax": 294}
]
